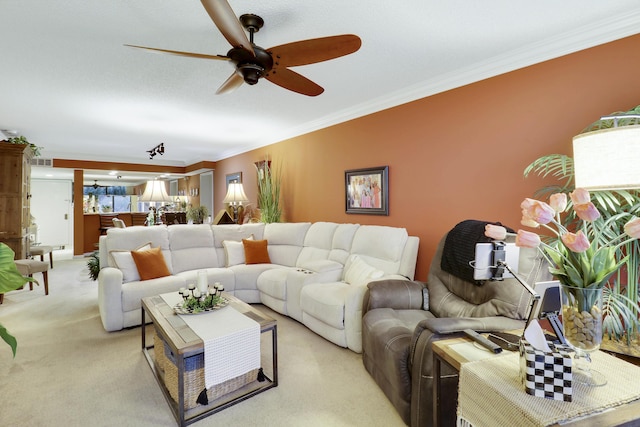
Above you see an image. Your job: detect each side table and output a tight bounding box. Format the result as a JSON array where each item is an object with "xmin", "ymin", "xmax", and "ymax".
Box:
[{"xmin": 433, "ymin": 336, "xmax": 640, "ymax": 427}]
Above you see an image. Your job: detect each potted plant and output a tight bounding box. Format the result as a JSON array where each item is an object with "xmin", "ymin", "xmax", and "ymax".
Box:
[
  {"xmin": 6, "ymin": 135, "xmax": 42, "ymax": 157},
  {"xmin": 186, "ymin": 205, "xmax": 209, "ymax": 224},
  {"xmin": 87, "ymin": 251, "xmax": 100, "ymax": 281},
  {"xmin": 0, "ymin": 243, "xmax": 37, "ymax": 357},
  {"xmin": 524, "ymin": 107, "xmax": 640, "ymax": 356},
  {"xmin": 255, "ymin": 160, "xmax": 282, "ymax": 223}
]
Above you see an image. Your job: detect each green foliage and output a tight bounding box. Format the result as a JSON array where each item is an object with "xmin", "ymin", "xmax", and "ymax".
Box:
[
  {"xmin": 87, "ymin": 252, "xmax": 100, "ymax": 281},
  {"xmin": 0, "ymin": 243, "xmax": 36, "ymax": 357},
  {"xmin": 580, "ymin": 104, "xmax": 640, "ymax": 133},
  {"xmin": 525, "ymin": 154, "xmax": 640, "ymax": 341},
  {"xmin": 186, "ymin": 205, "xmax": 209, "ymax": 224},
  {"xmin": 255, "ymin": 161, "xmax": 282, "ymax": 223},
  {"xmin": 6, "ymin": 136, "xmax": 42, "ymax": 157}
]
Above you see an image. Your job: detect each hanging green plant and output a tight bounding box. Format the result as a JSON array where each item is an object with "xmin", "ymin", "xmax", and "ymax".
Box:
[{"xmin": 6, "ymin": 136, "xmax": 42, "ymax": 157}]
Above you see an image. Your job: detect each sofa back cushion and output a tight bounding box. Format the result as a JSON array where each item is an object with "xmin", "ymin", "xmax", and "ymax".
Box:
[
  {"xmin": 296, "ymin": 222, "xmax": 339, "ymax": 266},
  {"xmin": 349, "ymin": 225, "xmax": 409, "ymax": 275},
  {"xmin": 105, "ymin": 226, "xmax": 172, "ymax": 271},
  {"xmin": 168, "ymin": 224, "xmax": 218, "ymax": 274},
  {"xmin": 328, "ymin": 223, "xmax": 360, "ymax": 265},
  {"xmin": 212, "ymin": 223, "xmax": 265, "ymax": 265},
  {"xmin": 264, "ymin": 222, "xmax": 311, "ymax": 267},
  {"xmin": 427, "ymin": 232, "xmax": 551, "ymax": 320}
]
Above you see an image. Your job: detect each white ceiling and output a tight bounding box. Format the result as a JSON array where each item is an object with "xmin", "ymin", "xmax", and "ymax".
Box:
[{"xmin": 3, "ymin": 1, "xmax": 640, "ymax": 184}]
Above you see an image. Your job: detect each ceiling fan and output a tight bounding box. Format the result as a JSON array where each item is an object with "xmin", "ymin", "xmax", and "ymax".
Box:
[{"xmin": 125, "ymin": 0, "xmax": 361, "ymax": 96}]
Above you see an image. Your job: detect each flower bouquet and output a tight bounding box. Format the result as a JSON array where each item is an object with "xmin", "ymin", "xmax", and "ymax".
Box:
[
  {"xmin": 487, "ymin": 188, "xmax": 640, "ymax": 385},
  {"xmin": 509, "ymin": 189, "xmax": 640, "ymax": 291}
]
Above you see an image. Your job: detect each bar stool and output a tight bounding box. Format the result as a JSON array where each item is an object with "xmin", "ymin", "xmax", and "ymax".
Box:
[{"xmin": 30, "ymin": 245, "xmax": 54, "ymax": 268}]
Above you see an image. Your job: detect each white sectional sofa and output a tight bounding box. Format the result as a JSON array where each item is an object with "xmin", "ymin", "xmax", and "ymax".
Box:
[{"xmin": 98, "ymin": 222, "xmax": 419, "ymax": 353}]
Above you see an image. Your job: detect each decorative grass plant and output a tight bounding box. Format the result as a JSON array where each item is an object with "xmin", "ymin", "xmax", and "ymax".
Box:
[{"xmin": 255, "ymin": 160, "xmax": 282, "ymax": 223}]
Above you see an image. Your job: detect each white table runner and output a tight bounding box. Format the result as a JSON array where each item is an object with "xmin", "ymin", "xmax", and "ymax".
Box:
[
  {"xmin": 160, "ymin": 292, "xmax": 260, "ymax": 388},
  {"xmin": 457, "ymin": 350, "xmax": 640, "ymax": 427}
]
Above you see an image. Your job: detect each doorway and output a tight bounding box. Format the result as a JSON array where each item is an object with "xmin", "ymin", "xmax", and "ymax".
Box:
[{"xmin": 31, "ymin": 180, "xmax": 73, "ymax": 248}]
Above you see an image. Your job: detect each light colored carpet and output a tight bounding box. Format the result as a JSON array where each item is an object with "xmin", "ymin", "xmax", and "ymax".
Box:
[{"xmin": 0, "ymin": 253, "xmax": 405, "ymax": 427}]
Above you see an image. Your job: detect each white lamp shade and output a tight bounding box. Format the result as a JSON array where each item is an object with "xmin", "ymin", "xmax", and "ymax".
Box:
[
  {"xmin": 223, "ymin": 182, "xmax": 249, "ymax": 204},
  {"xmin": 139, "ymin": 180, "xmax": 172, "ymax": 202},
  {"xmin": 573, "ymin": 125, "xmax": 640, "ymax": 191}
]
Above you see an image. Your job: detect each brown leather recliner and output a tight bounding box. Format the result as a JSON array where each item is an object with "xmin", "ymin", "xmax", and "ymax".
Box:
[{"xmin": 362, "ymin": 222, "xmax": 551, "ymax": 426}]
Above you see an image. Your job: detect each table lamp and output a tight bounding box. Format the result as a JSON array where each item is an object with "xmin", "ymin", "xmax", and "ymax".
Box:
[
  {"xmin": 139, "ymin": 180, "xmax": 172, "ymax": 224},
  {"xmin": 223, "ymin": 182, "xmax": 249, "ymax": 223},
  {"xmin": 573, "ymin": 115, "xmax": 640, "ymax": 191}
]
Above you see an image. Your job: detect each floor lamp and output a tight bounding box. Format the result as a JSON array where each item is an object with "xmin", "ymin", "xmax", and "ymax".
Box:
[
  {"xmin": 223, "ymin": 182, "xmax": 249, "ymax": 223},
  {"xmin": 139, "ymin": 180, "xmax": 172, "ymax": 224}
]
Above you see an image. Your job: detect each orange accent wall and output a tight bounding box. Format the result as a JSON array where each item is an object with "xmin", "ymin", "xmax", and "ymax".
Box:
[{"xmin": 218, "ymin": 34, "xmax": 640, "ymax": 281}]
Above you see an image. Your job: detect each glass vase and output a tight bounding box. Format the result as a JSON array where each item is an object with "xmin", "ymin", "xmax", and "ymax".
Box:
[{"xmin": 560, "ymin": 284, "xmax": 606, "ymax": 386}]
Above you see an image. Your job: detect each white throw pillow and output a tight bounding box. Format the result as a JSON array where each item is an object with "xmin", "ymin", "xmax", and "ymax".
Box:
[
  {"xmin": 222, "ymin": 235, "xmax": 253, "ymax": 267},
  {"xmin": 110, "ymin": 243, "xmax": 152, "ymax": 283},
  {"xmin": 344, "ymin": 255, "xmax": 384, "ymax": 287}
]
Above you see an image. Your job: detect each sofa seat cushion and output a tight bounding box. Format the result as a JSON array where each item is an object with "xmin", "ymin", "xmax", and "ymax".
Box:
[
  {"xmin": 256, "ymin": 268, "xmax": 291, "ymax": 300},
  {"xmin": 122, "ymin": 275, "xmax": 186, "ymax": 311},
  {"xmin": 231, "ymin": 264, "xmax": 282, "ymax": 291},
  {"xmin": 300, "ymin": 282, "xmax": 351, "ymax": 330}
]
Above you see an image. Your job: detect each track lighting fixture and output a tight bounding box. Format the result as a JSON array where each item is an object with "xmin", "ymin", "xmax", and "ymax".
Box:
[{"xmin": 147, "ymin": 143, "xmax": 165, "ymax": 160}]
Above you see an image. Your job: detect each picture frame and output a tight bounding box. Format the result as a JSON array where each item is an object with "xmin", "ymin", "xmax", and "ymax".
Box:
[
  {"xmin": 226, "ymin": 172, "xmax": 242, "ymax": 189},
  {"xmin": 254, "ymin": 160, "xmax": 270, "ymax": 181},
  {"xmin": 345, "ymin": 166, "xmax": 389, "ymax": 215}
]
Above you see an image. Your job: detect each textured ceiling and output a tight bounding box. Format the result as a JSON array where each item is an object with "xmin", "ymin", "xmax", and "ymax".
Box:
[{"xmin": 2, "ymin": 0, "xmax": 640, "ymax": 175}]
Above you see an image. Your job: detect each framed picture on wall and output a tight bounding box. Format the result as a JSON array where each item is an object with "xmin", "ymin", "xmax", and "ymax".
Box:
[
  {"xmin": 226, "ymin": 172, "xmax": 242, "ymax": 189},
  {"xmin": 345, "ymin": 166, "xmax": 389, "ymax": 215}
]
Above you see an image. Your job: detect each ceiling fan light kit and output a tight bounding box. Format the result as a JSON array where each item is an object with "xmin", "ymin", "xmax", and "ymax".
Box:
[{"xmin": 126, "ymin": 1, "xmax": 361, "ymax": 96}]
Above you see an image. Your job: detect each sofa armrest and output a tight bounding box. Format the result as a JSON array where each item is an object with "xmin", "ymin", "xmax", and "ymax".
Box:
[
  {"xmin": 98, "ymin": 267, "xmax": 125, "ymax": 332},
  {"xmin": 363, "ymin": 279, "xmax": 426, "ymax": 313},
  {"xmin": 414, "ymin": 316, "xmax": 525, "ymax": 336}
]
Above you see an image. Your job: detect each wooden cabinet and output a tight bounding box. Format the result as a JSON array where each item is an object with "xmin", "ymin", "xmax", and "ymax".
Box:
[{"xmin": 0, "ymin": 141, "xmax": 34, "ymax": 259}]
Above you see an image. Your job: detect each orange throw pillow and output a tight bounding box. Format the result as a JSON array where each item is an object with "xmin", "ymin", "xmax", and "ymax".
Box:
[
  {"xmin": 243, "ymin": 239, "xmax": 271, "ymax": 264},
  {"xmin": 130, "ymin": 246, "xmax": 171, "ymax": 281}
]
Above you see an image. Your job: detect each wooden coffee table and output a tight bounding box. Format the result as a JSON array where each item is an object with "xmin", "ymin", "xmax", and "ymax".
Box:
[{"xmin": 141, "ymin": 293, "xmax": 277, "ymax": 427}]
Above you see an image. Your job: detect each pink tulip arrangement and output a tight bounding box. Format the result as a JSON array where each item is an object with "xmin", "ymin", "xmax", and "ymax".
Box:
[{"xmin": 487, "ymin": 189, "xmax": 640, "ymax": 289}]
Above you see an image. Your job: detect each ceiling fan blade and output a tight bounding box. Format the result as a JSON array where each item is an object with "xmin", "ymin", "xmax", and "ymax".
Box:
[
  {"xmin": 268, "ymin": 35, "xmax": 361, "ymax": 67},
  {"xmin": 200, "ymin": 0, "xmax": 254, "ymax": 54},
  {"xmin": 216, "ymin": 72, "xmax": 244, "ymax": 95},
  {"xmin": 124, "ymin": 44, "xmax": 229, "ymax": 61},
  {"xmin": 265, "ymin": 68, "xmax": 324, "ymax": 97}
]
